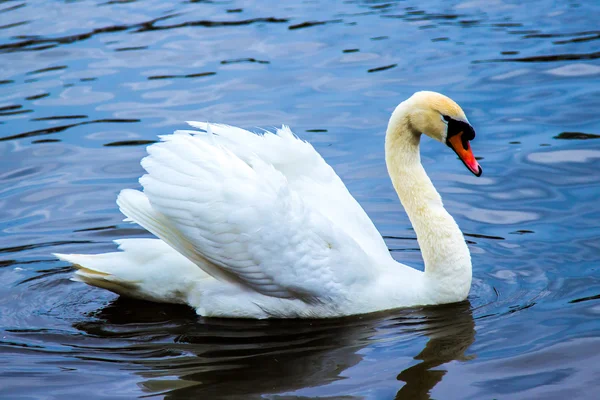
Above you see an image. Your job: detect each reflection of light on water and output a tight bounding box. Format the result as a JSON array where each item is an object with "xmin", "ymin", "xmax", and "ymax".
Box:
[
  {"xmin": 447, "ymin": 200, "xmax": 539, "ymax": 225},
  {"xmin": 490, "ymin": 68, "xmax": 531, "ymax": 81},
  {"xmin": 546, "ymin": 64, "xmax": 600, "ymax": 77},
  {"xmin": 528, "ymin": 150, "xmax": 600, "ymax": 164}
]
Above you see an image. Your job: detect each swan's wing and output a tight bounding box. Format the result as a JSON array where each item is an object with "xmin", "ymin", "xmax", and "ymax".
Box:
[
  {"xmin": 177, "ymin": 122, "xmax": 390, "ymax": 258},
  {"xmin": 127, "ymin": 132, "xmax": 374, "ymax": 300}
]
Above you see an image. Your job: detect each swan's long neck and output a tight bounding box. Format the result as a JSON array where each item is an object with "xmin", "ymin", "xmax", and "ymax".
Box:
[{"xmin": 385, "ymin": 102, "xmax": 471, "ymax": 298}]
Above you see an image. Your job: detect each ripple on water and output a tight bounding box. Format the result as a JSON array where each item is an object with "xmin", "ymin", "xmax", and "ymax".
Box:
[{"xmin": 1, "ymin": 0, "xmax": 600, "ymax": 398}]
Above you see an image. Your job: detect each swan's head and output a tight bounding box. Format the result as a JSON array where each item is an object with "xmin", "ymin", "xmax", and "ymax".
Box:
[{"xmin": 400, "ymin": 91, "xmax": 482, "ymax": 177}]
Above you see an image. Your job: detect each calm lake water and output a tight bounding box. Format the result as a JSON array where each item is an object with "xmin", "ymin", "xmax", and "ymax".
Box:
[{"xmin": 1, "ymin": 0, "xmax": 599, "ymax": 398}]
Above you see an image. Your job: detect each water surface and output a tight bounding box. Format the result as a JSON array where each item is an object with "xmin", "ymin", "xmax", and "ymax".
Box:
[{"xmin": 1, "ymin": 0, "xmax": 599, "ymax": 399}]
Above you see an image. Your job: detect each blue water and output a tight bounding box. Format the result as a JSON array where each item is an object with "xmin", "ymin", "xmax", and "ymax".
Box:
[{"xmin": 1, "ymin": 0, "xmax": 599, "ymax": 398}]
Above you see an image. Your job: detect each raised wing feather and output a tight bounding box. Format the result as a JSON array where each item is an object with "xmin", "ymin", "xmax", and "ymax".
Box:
[
  {"xmin": 137, "ymin": 131, "xmax": 373, "ymax": 300},
  {"xmin": 176, "ymin": 123, "xmax": 390, "ymax": 258}
]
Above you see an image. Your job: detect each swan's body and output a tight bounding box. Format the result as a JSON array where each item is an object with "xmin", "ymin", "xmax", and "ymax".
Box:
[{"xmin": 55, "ymin": 91, "xmax": 482, "ymax": 319}]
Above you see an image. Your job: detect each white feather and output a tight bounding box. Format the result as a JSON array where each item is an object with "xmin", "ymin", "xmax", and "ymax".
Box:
[{"xmin": 137, "ymin": 131, "xmax": 373, "ymax": 301}]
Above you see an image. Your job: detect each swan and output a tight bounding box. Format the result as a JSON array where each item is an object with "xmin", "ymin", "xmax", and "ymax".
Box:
[{"xmin": 55, "ymin": 91, "xmax": 482, "ymax": 319}]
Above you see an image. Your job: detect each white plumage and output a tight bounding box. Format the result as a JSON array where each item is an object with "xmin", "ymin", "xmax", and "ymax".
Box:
[{"xmin": 56, "ymin": 91, "xmax": 480, "ymax": 318}]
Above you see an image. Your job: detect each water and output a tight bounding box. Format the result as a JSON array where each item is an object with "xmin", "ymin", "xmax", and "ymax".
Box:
[{"xmin": 1, "ymin": 0, "xmax": 599, "ymax": 398}]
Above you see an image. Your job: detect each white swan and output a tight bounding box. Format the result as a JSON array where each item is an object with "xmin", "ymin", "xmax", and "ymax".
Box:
[{"xmin": 55, "ymin": 91, "xmax": 482, "ymax": 319}]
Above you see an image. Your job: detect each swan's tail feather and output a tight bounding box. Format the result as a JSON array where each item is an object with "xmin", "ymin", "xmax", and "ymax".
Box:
[
  {"xmin": 54, "ymin": 252, "xmax": 147, "ymax": 299},
  {"xmin": 55, "ymin": 238, "xmax": 211, "ymax": 304}
]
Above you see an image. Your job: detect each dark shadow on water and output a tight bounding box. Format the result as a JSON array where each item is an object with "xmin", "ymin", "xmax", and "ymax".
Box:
[
  {"xmin": 0, "ymin": 118, "xmax": 140, "ymax": 142},
  {"xmin": 103, "ymin": 140, "xmax": 157, "ymax": 147},
  {"xmin": 72, "ymin": 299, "xmax": 475, "ymax": 399},
  {"xmin": 554, "ymin": 131, "xmax": 600, "ymax": 140}
]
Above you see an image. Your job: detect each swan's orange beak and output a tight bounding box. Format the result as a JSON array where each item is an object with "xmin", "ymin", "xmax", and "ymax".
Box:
[{"xmin": 447, "ymin": 133, "xmax": 482, "ymax": 177}]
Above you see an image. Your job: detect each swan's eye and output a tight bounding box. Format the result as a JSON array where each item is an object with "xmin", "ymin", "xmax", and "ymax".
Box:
[{"xmin": 442, "ymin": 115, "xmax": 451, "ymax": 122}]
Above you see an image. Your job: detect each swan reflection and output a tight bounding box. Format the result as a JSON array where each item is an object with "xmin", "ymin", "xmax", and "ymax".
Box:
[
  {"xmin": 73, "ymin": 300, "xmax": 475, "ymax": 399},
  {"xmin": 394, "ymin": 302, "xmax": 475, "ymax": 399}
]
